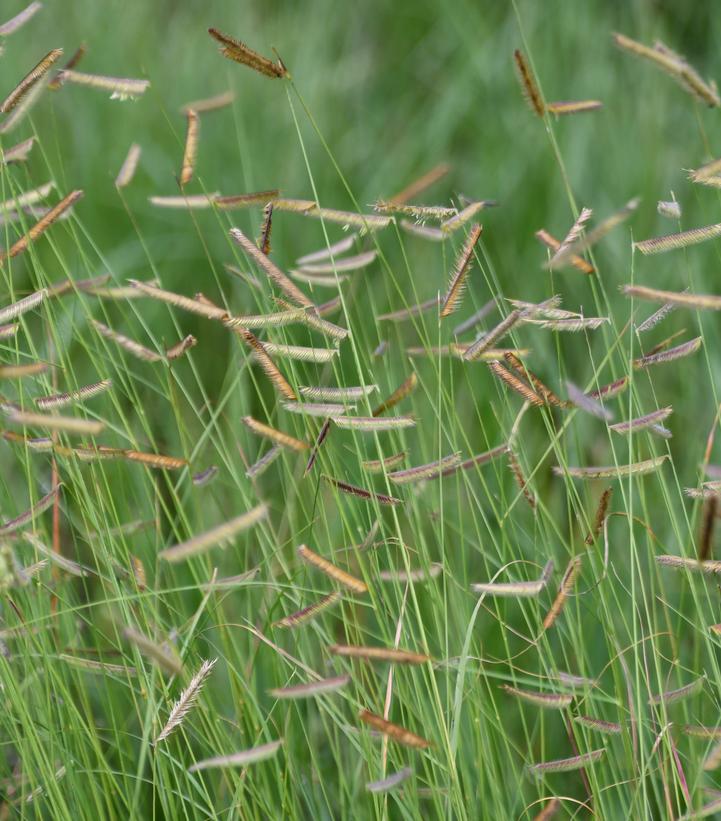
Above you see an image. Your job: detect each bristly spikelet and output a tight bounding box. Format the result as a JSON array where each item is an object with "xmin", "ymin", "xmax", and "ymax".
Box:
[
  {"xmin": 379, "ymin": 563, "xmax": 443, "ymax": 583},
  {"xmin": 299, "ymin": 385, "xmax": 376, "ymax": 401},
  {"xmin": 303, "ymin": 418, "xmax": 331, "ymax": 476},
  {"xmin": 246, "ymin": 445, "xmax": 282, "ymax": 478},
  {"xmin": 527, "ymin": 749, "xmax": 605, "ymax": 776},
  {"xmin": 647, "ymin": 675, "xmax": 705, "ymax": 707},
  {"xmin": 322, "ymin": 475, "xmax": 403, "ymax": 506},
  {"xmin": 442, "ymin": 444, "xmax": 510, "ymax": 476},
  {"xmin": 188, "ymin": 740, "xmax": 283, "ymax": 772},
  {"xmin": 2, "ymin": 190, "xmax": 84, "ymax": 260},
  {"xmin": 533, "ymin": 799, "xmax": 562, "ymax": 820},
  {"xmin": 130, "ymin": 555, "xmax": 147, "ymax": 590},
  {"xmin": 57, "ymin": 70, "xmax": 149, "ymax": 99},
  {"xmin": 471, "ymin": 559, "xmax": 553, "ymax": 597},
  {"xmin": 267, "ymin": 675, "xmax": 350, "ymax": 699},
  {"xmin": 524, "ymin": 316, "xmax": 608, "ymax": 332},
  {"xmin": 657, "ymin": 199, "xmax": 681, "ymax": 219},
  {"xmin": 0, "ymin": 2, "xmax": 43, "ymax": 37},
  {"xmin": 634, "ymin": 223, "xmax": 721, "ymax": 255},
  {"xmin": 283, "ymin": 401, "xmax": 351, "ymax": 417},
  {"xmin": 121, "ymin": 450, "xmax": 187, "ymax": 470},
  {"xmin": 331, "ymin": 415, "xmax": 415, "ymax": 432},
  {"xmin": 237, "ymin": 327, "xmax": 296, "ymax": 400},
  {"xmin": 149, "ymin": 193, "xmax": 217, "ymax": 209},
  {"xmin": 165, "ymin": 334, "xmax": 197, "ymax": 360},
  {"xmin": 513, "ymin": 49, "xmax": 544, "ymax": 116},
  {"xmin": 633, "ymin": 336, "xmax": 702, "ymax": 369},
  {"xmin": 636, "ymin": 298, "xmax": 680, "ymax": 333},
  {"xmin": 613, "ymin": 32, "xmax": 720, "ymax": 107},
  {"xmin": 622, "ymin": 284, "xmax": 721, "ymax": 311},
  {"xmin": 242, "ymin": 416, "xmax": 308, "ymax": 452},
  {"xmin": 464, "ymin": 310, "xmax": 521, "ymax": 359},
  {"xmin": 507, "ymin": 450, "xmax": 537, "ymax": 510},
  {"xmin": 387, "ymin": 162, "xmax": 450, "ymax": 204},
  {"xmin": 609, "ymin": 407, "xmax": 673, "ymax": 436},
  {"xmin": 123, "ymin": 626, "xmax": 182, "ymax": 675},
  {"xmin": 399, "ymin": 219, "xmax": 445, "ymax": 241},
  {"xmin": 441, "ymin": 201, "xmax": 492, "ymax": 234},
  {"xmin": 357, "ymin": 709, "xmax": 432, "ymax": 749},
  {"xmin": 180, "ymin": 89, "xmax": 234, "ymax": 114},
  {"xmin": 585, "ymin": 487, "xmax": 612, "ymax": 545},
  {"xmin": 440, "ymin": 224, "xmax": 482, "ymax": 317},
  {"xmin": 1, "ymin": 136, "xmax": 35, "ymax": 165},
  {"xmin": 48, "ymin": 44, "xmax": 87, "ymax": 90},
  {"xmin": 546, "ymin": 100, "xmax": 602, "ymax": 115},
  {"xmin": 535, "ymin": 228, "xmax": 594, "ymax": 274},
  {"xmin": 298, "ymin": 250, "xmax": 376, "ymax": 275},
  {"xmin": 257, "ymin": 202, "xmax": 273, "ymax": 255},
  {"xmin": 573, "ymin": 715, "xmax": 622, "ymax": 734},
  {"xmin": 0, "ymin": 48, "xmax": 63, "ymax": 113},
  {"xmin": 549, "ymin": 197, "xmax": 640, "ymax": 269},
  {"xmin": 699, "ymin": 496, "xmax": 717, "ymax": 562},
  {"xmin": 222, "ymin": 308, "xmax": 308, "ymax": 330},
  {"xmin": 154, "ymin": 659, "xmax": 217, "ymax": 743},
  {"xmin": 543, "ymin": 556, "xmax": 582, "ymax": 629},
  {"xmin": 273, "ymin": 591, "xmax": 342, "ymax": 628},
  {"xmin": 553, "ymin": 455, "xmax": 668, "ymax": 479},
  {"xmin": 0, "ymin": 362, "xmax": 48, "ymax": 378},
  {"xmin": 565, "ymin": 380, "xmax": 613, "ymax": 420},
  {"xmin": 504, "ymin": 352, "xmax": 563, "ymax": 406},
  {"xmin": 501, "ymin": 684, "xmax": 572, "ymax": 709},
  {"xmin": 296, "ymin": 235, "xmax": 357, "ymax": 265},
  {"xmin": 35, "ymin": 379, "xmax": 112, "ymax": 410},
  {"xmin": 388, "ymin": 452, "xmax": 462, "ymax": 484},
  {"xmin": 215, "ymin": 189, "xmax": 279, "ymax": 209},
  {"xmin": 298, "ymin": 206, "xmax": 392, "ymax": 234},
  {"xmin": 159, "ymin": 504, "xmax": 269, "ymax": 563},
  {"xmin": 372, "ymin": 372, "xmax": 417, "ymax": 416},
  {"xmin": 208, "ymin": 28, "xmax": 288, "ymax": 78},
  {"xmin": 0, "ymin": 288, "xmax": 47, "ymax": 324},
  {"xmin": 589, "ymin": 376, "xmax": 628, "ymax": 399},
  {"xmin": 229, "ymin": 227, "xmax": 314, "ymax": 309},
  {"xmin": 92, "ymin": 319, "xmax": 163, "ymax": 362},
  {"xmin": 366, "ymin": 767, "xmax": 414, "ymax": 794},
  {"xmin": 487, "ymin": 361, "xmax": 544, "ymax": 406},
  {"xmin": 377, "ymin": 295, "xmax": 440, "ymax": 322},
  {"xmin": 0, "ymin": 485, "xmax": 60, "ymax": 536},
  {"xmin": 115, "ymin": 143, "xmax": 141, "ymax": 188},
  {"xmin": 257, "ymin": 342, "xmax": 338, "ymax": 363},
  {"xmin": 180, "ymin": 108, "xmax": 198, "ymax": 186},
  {"xmin": 297, "ymin": 544, "xmax": 367, "ymax": 593},
  {"xmin": 330, "ymin": 644, "xmax": 430, "ymax": 664},
  {"xmin": 549, "ymin": 207, "xmax": 592, "ymax": 268},
  {"xmin": 361, "ymin": 450, "xmax": 408, "ymax": 473},
  {"xmin": 373, "ymin": 201, "xmax": 456, "ymax": 221},
  {"xmin": 7, "ymin": 409, "xmax": 105, "ymax": 436},
  {"xmin": 192, "ymin": 465, "xmax": 218, "ymax": 486}
]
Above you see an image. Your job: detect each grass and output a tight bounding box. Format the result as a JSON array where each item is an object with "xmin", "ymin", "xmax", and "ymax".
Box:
[{"xmin": 2, "ymin": 0, "xmax": 721, "ymax": 817}]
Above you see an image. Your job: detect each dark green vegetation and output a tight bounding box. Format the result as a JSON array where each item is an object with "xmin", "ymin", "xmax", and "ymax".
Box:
[{"xmin": 2, "ymin": 0, "xmax": 721, "ymax": 818}]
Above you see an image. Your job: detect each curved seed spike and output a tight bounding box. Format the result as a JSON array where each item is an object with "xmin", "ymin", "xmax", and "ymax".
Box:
[
  {"xmin": 179, "ymin": 108, "xmax": 198, "ymax": 186},
  {"xmin": 513, "ymin": 49, "xmax": 544, "ymax": 116},
  {"xmin": 229, "ymin": 227, "xmax": 314, "ymax": 309},
  {"xmin": 357, "ymin": 709, "xmax": 432, "ymax": 749},
  {"xmin": 440, "ymin": 224, "xmax": 482, "ymax": 317},
  {"xmin": 159, "ymin": 505, "xmax": 268, "ymax": 563},
  {"xmin": 0, "ymin": 48, "xmax": 63, "ymax": 113},
  {"xmin": 297, "ymin": 544, "xmax": 367, "ymax": 593}
]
